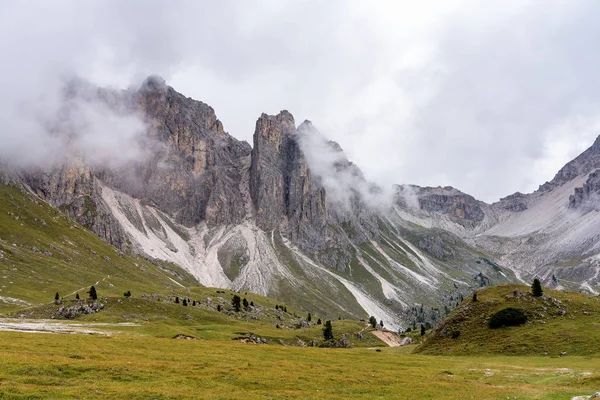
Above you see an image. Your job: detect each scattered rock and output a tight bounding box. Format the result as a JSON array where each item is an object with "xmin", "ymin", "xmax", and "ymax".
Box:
[
  {"xmin": 400, "ymin": 337, "xmax": 413, "ymax": 346},
  {"xmin": 234, "ymin": 333, "xmax": 267, "ymax": 344},
  {"xmin": 320, "ymin": 338, "xmax": 353, "ymax": 348},
  {"xmin": 54, "ymin": 302, "xmax": 104, "ymax": 319},
  {"xmin": 173, "ymin": 334, "xmax": 197, "ymax": 340},
  {"xmin": 296, "ymin": 319, "xmax": 310, "ymax": 328}
]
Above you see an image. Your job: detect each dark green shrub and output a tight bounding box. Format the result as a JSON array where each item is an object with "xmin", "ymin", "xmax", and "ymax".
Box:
[
  {"xmin": 488, "ymin": 307, "xmax": 527, "ymax": 329},
  {"xmin": 450, "ymin": 330, "xmax": 460, "ymax": 339}
]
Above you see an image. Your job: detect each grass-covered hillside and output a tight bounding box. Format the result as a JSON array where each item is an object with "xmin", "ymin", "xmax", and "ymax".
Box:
[
  {"xmin": 6, "ymin": 286, "xmax": 384, "ymax": 348},
  {"xmin": 416, "ymin": 283, "xmax": 600, "ymax": 356},
  {"xmin": 0, "ymin": 182, "xmax": 198, "ymax": 312}
]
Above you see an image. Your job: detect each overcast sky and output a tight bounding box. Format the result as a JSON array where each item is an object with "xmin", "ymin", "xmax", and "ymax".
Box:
[{"xmin": 2, "ymin": 0, "xmax": 600, "ymax": 202}]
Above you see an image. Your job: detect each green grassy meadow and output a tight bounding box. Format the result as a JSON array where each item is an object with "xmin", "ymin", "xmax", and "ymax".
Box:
[{"xmin": 0, "ymin": 331, "xmax": 599, "ymax": 399}]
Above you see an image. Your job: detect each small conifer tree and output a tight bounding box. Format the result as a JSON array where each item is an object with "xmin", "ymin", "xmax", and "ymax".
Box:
[
  {"xmin": 55, "ymin": 292, "xmax": 59, "ymax": 301},
  {"xmin": 192, "ymin": 300, "xmax": 196, "ymax": 306},
  {"xmin": 175, "ymin": 296, "xmax": 180, "ymax": 304},
  {"xmin": 124, "ymin": 290, "xmax": 131, "ymax": 297},
  {"xmin": 307, "ymin": 312, "xmax": 312, "ymax": 322},
  {"xmin": 379, "ymin": 320, "xmax": 384, "ymax": 328},
  {"xmin": 243, "ymin": 298, "xmax": 249, "ymax": 309},
  {"xmin": 182, "ymin": 299, "xmax": 188, "ymax": 306},
  {"xmin": 232, "ymin": 295, "xmax": 241, "ymax": 312},
  {"xmin": 420, "ymin": 325, "xmax": 426, "ymax": 336},
  {"xmin": 87, "ymin": 286, "xmax": 97, "ymax": 300},
  {"xmin": 369, "ymin": 315, "xmax": 377, "ymax": 328},
  {"xmin": 532, "ymin": 278, "xmax": 543, "ymax": 297},
  {"xmin": 317, "ymin": 318, "xmax": 322, "ymax": 325},
  {"xmin": 75, "ymin": 293, "xmax": 80, "ymax": 300},
  {"xmin": 323, "ymin": 320, "xmax": 334, "ymax": 340},
  {"xmin": 250, "ymin": 301, "xmax": 254, "ymax": 307},
  {"xmin": 217, "ymin": 304, "xmax": 221, "ymax": 312},
  {"xmin": 472, "ymin": 291, "xmax": 478, "ymax": 302}
]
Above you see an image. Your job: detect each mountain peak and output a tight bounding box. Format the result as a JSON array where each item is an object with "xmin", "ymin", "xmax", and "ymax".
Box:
[
  {"xmin": 540, "ymin": 133, "xmax": 600, "ymax": 191},
  {"xmin": 139, "ymin": 75, "xmax": 168, "ymax": 93}
]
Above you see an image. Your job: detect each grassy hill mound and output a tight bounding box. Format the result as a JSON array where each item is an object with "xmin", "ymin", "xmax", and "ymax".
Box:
[
  {"xmin": 415, "ymin": 283, "xmax": 600, "ymax": 356},
  {"xmin": 5, "ymin": 286, "xmax": 384, "ymax": 347}
]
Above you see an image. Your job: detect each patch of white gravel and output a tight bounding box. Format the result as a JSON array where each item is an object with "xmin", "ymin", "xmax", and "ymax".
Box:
[{"xmin": 0, "ymin": 319, "xmax": 139, "ymax": 335}]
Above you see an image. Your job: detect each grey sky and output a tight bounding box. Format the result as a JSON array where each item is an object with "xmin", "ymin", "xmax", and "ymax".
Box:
[{"xmin": 1, "ymin": 0, "xmax": 599, "ymax": 202}]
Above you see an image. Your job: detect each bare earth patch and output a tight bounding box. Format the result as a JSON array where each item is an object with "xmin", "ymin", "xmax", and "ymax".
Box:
[
  {"xmin": 371, "ymin": 330, "xmax": 403, "ymax": 347},
  {"xmin": 0, "ymin": 318, "xmax": 139, "ymax": 335}
]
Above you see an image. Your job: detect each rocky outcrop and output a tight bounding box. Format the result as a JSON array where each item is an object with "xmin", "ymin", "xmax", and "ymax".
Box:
[
  {"xmin": 101, "ymin": 76, "xmax": 252, "ymax": 228},
  {"xmin": 395, "ymin": 185, "xmax": 485, "ymax": 225},
  {"xmin": 417, "ymin": 234, "xmax": 457, "ymax": 261},
  {"xmin": 249, "ymin": 112, "xmax": 329, "ymax": 246},
  {"xmin": 495, "ymin": 192, "xmax": 528, "ymax": 212},
  {"xmin": 569, "ymin": 170, "xmax": 600, "ymax": 210},
  {"xmin": 20, "ymin": 161, "xmax": 130, "ymax": 250}
]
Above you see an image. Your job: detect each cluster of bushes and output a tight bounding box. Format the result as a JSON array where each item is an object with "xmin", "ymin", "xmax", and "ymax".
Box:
[{"xmin": 488, "ymin": 307, "xmax": 528, "ymax": 329}]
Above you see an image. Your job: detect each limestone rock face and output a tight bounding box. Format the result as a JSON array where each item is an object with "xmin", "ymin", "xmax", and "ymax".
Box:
[
  {"xmin": 495, "ymin": 192, "xmax": 528, "ymax": 212},
  {"xmin": 20, "ymin": 161, "xmax": 130, "ymax": 250},
  {"xmin": 250, "ymin": 111, "xmax": 297, "ymax": 231},
  {"xmin": 569, "ymin": 170, "xmax": 600, "ymax": 210},
  {"xmin": 101, "ymin": 76, "xmax": 252, "ymax": 228},
  {"xmin": 395, "ymin": 185, "xmax": 485, "ymax": 226},
  {"xmin": 249, "ymin": 112, "xmax": 329, "ymax": 251}
]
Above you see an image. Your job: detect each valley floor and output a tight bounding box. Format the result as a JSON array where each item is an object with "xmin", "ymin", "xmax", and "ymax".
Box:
[{"xmin": 0, "ymin": 331, "xmax": 598, "ymax": 399}]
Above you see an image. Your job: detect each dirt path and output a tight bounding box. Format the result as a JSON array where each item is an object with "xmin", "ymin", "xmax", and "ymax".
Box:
[
  {"xmin": 66, "ymin": 275, "xmax": 110, "ymax": 297},
  {"xmin": 371, "ymin": 330, "xmax": 404, "ymax": 347}
]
